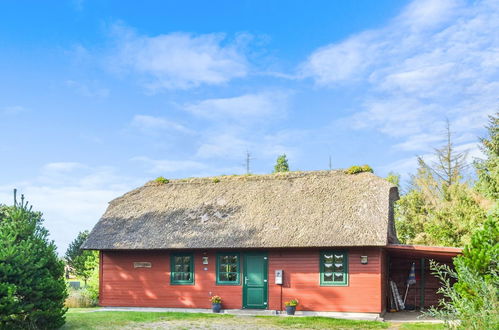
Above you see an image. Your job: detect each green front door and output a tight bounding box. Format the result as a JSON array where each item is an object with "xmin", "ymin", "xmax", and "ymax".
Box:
[{"xmin": 242, "ymin": 252, "xmax": 268, "ymax": 309}]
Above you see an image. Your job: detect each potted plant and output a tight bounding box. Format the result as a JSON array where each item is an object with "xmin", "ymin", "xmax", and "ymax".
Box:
[
  {"xmin": 210, "ymin": 295, "xmax": 222, "ymax": 313},
  {"xmin": 284, "ymin": 299, "xmax": 299, "ymax": 315}
]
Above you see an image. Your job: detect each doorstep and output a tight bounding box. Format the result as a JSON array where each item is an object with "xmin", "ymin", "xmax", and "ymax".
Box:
[{"xmin": 97, "ymin": 307, "xmax": 383, "ymax": 321}]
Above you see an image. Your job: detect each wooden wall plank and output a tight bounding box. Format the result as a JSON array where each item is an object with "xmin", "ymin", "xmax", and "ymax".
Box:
[{"xmin": 100, "ymin": 247, "xmax": 382, "ymax": 313}]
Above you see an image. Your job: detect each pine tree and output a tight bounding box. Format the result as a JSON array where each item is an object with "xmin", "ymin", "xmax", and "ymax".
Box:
[
  {"xmin": 420, "ymin": 120, "xmax": 468, "ymax": 190},
  {"xmin": 273, "ymin": 154, "xmax": 290, "ymax": 173},
  {"xmin": 0, "ymin": 194, "xmax": 67, "ymax": 329},
  {"xmin": 474, "ymin": 112, "xmax": 499, "ymax": 200},
  {"xmin": 65, "ymin": 231, "xmax": 99, "ymax": 286}
]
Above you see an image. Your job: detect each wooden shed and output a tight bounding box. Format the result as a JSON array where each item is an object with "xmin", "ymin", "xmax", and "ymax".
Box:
[{"xmin": 82, "ymin": 170, "xmax": 461, "ymax": 316}]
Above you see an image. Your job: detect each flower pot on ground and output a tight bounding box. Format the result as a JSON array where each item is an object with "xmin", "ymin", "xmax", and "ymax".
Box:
[
  {"xmin": 212, "ymin": 303, "xmax": 222, "ymax": 313},
  {"xmin": 284, "ymin": 299, "xmax": 299, "ymax": 315},
  {"xmin": 210, "ymin": 295, "xmax": 222, "ymax": 313}
]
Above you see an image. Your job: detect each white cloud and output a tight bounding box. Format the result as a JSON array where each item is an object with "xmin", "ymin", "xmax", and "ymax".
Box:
[
  {"xmin": 395, "ymin": 0, "xmax": 462, "ymax": 30},
  {"xmin": 0, "ymin": 162, "xmax": 141, "ymax": 254},
  {"xmin": 131, "ymin": 115, "xmax": 193, "ymax": 134},
  {"xmin": 110, "ymin": 24, "xmax": 248, "ymax": 90},
  {"xmin": 184, "ymin": 92, "xmax": 289, "ymax": 121},
  {"xmin": 131, "ymin": 156, "xmax": 206, "ymax": 174},
  {"xmin": 300, "ymin": 32, "xmax": 377, "ymax": 84},
  {"xmin": 195, "ymin": 133, "xmax": 250, "ymax": 159},
  {"xmin": 65, "ymin": 80, "xmax": 110, "ymax": 98},
  {"xmin": 1, "ymin": 105, "xmax": 26, "ymax": 115},
  {"xmin": 301, "ymin": 0, "xmax": 499, "ymax": 154}
]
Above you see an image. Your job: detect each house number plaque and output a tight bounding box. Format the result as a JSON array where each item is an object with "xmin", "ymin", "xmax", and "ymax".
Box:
[{"xmin": 133, "ymin": 262, "xmax": 152, "ymax": 268}]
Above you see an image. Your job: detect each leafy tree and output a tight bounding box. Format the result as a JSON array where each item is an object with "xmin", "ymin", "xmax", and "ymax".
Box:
[
  {"xmin": 273, "ymin": 154, "xmax": 290, "ymax": 173},
  {"xmin": 396, "ymin": 165, "xmax": 487, "ymax": 246},
  {"xmin": 386, "ymin": 172, "xmax": 400, "ymax": 187},
  {"xmin": 474, "ymin": 112, "xmax": 499, "ymax": 201},
  {"xmin": 85, "ymin": 263, "xmax": 100, "ymax": 303},
  {"xmin": 426, "ymin": 215, "xmax": 499, "ymax": 329},
  {"xmin": 0, "ymin": 195, "xmax": 67, "ymax": 329},
  {"xmin": 456, "ymin": 214, "xmax": 498, "ymax": 280},
  {"xmin": 395, "ymin": 123, "xmax": 488, "ymax": 247},
  {"xmin": 427, "ymin": 260, "xmax": 498, "ymax": 329},
  {"xmin": 65, "ymin": 231, "xmax": 99, "ymax": 286}
]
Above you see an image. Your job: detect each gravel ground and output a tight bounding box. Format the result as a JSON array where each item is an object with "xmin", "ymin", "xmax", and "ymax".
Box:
[{"xmin": 125, "ymin": 316, "xmax": 285, "ymax": 329}]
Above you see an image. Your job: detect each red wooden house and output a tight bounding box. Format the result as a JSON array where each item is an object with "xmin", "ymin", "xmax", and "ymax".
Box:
[{"xmin": 82, "ymin": 171, "xmax": 461, "ymax": 317}]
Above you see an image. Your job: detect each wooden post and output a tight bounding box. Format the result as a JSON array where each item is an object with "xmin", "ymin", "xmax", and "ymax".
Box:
[
  {"xmin": 420, "ymin": 258, "xmax": 425, "ymax": 310},
  {"xmin": 99, "ymin": 251, "xmax": 103, "ymax": 306}
]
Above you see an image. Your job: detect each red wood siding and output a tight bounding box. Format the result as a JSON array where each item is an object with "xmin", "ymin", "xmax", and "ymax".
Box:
[
  {"xmin": 100, "ymin": 247, "xmax": 383, "ymax": 312},
  {"xmin": 268, "ymin": 248, "xmax": 383, "ymax": 313},
  {"xmin": 100, "ymin": 250, "xmax": 242, "ymax": 309}
]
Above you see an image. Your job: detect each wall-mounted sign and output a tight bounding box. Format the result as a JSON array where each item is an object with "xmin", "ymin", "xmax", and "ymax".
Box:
[
  {"xmin": 133, "ymin": 262, "xmax": 152, "ymax": 268},
  {"xmin": 202, "ymin": 256, "xmax": 209, "ymax": 264}
]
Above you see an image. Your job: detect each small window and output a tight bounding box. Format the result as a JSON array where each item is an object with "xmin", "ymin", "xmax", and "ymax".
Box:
[
  {"xmin": 320, "ymin": 251, "xmax": 348, "ymax": 286},
  {"xmin": 171, "ymin": 253, "xmax": 194, "ymax": 285},
  {"xmin": 216, "ymin": 253, "xmax": 240, "ymax": 285}
]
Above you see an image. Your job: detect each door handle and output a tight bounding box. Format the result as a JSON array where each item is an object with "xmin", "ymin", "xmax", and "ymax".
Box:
[{"xmin": 244, "ymin": 276, "xmax": 248, "ymax": 285}]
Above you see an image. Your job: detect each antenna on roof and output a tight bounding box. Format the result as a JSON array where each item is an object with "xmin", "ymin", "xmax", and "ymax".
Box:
[
  {"xmin": 329, "ymin": 155, "xmax": 332, "ymax": 170},
  {"xmin": 13, "ymin": 188, "xmax": 17, "ymax": 206}
]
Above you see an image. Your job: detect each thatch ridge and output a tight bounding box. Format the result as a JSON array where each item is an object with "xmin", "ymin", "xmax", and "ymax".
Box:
[{"xmin": 83, "ymin": 170, "xmax": 399, "ymax": 250}]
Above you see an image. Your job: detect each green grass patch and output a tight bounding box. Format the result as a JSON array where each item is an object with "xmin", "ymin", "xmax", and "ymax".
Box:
[
  {"xmin": 65, "ymin": 309, "xmax": 440, "ymax": 329},
  {"xmin": 399, "ymin": 323, "xmax": 445, "ymax": 330},
  {"xmin": 256, "ymin": 315, "xmax": 389, "ymax": 329},
  {"xmin": 63, "ymin": 310, "xmax": 233, "ymax": 329},
  {"xmin": 66, "ymin": 308, "xmax": 101, "ymax": 313}
]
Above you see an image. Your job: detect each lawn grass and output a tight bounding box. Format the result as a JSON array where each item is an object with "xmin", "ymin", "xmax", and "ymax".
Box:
[
  {"xmin": 257, "ymin": 315, "xmax": 389, "ymax": 329},
  {"xmin": 62, "ymin": 310, "xmax": 234, "ymax": 329},
  {"xmin": 63, "ymin": 309, "xmax": 438, "ymax": 329},
  {"xmin": 399, "ymin": 323, "xmax": 445, "ymax": 330}
]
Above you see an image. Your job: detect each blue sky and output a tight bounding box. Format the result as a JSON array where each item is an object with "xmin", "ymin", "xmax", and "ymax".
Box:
[{"xmin": 1, "ymin": 0, "xmax": 498, "ymax": 253}]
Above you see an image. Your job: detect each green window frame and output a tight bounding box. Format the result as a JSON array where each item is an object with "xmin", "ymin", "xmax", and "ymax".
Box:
[
  {"xmin": 170, "ymin": 253, "xmax": 194, "ymax": 285},
  {"xmin": 320, "ymin": 251, "xmax": 348, "ymax": 286},
  {"xmin": 216, "ymin": 253, "xmax": 240, "ymax": 285}
]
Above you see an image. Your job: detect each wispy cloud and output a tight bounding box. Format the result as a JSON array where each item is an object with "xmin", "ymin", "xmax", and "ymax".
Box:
[
  {"xmin": 131, "ymin": 115, "xmax": 194, "ymax": 134},
  {"xmin": 131, "ymin": 156, "xmax": 206, "ymax": 174},
  {"xmin": 65, "ymin": 80, "xmax": 110, "ymax": 98},
  {"xmin": 184, "ymin": 91, "xmax": 289, "ymax": 122},
  {"xmin": 301, "ymin": 0, "xmax": 499, "ymax": 159},
  {"xmin": 108, "ymin": 24, "xmax": 249, "ymax": 90},
  {"xmin": 1, "ymin": 105, "xmax": 26, "ymax": 115},
  {"xmin": 183, "ymin": 91, "xmax": 294, "ymax": 162},
  {"xmin": 0, "ymin": 162, "xmax": 142, "ymax": 254}
]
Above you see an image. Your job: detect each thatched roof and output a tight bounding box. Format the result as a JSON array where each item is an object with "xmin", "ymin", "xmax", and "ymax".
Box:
[{"xmin": 82, "ymin": 171, "xmax": 399, "ymax": 250}]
